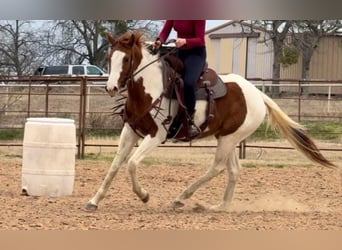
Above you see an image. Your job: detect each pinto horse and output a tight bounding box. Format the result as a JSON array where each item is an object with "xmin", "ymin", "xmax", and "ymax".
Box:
[{"xmin": 85, "ymin": 31, "xmax": 335, "ymax": 212}]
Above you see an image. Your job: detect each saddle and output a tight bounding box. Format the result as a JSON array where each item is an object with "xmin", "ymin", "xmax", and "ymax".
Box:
[{"xmin": 161, "ymin": 55, "xmax": 227, "ymax": 141}]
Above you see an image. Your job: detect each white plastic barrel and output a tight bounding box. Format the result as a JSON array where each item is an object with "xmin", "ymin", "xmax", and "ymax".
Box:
[{"xmin": 22, "ymin": 117, "xmax": 76, "ymax": 197}]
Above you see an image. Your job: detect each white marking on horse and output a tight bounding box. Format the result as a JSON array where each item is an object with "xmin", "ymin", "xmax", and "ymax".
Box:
[{"xmin": 107, "ymin": 50, "xmax": 125, "ymax": 92}]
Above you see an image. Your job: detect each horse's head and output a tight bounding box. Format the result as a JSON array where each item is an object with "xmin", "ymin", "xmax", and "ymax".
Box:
[{"xmin": 106, "ymin": 31, "xmax": 144, "ymax": 97}]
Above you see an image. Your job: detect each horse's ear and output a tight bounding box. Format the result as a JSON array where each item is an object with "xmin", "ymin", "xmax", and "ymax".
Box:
[
  {"xmin": 107, "ymin": 33, "xmax": 116, "ymax": 46},
  {"xmin": 130, "ymin": 31, "xmax": 143, "ymax": 48},
  {"xmin": 128, "ymin": 33, "xmax": 136, "ymax": 46}
]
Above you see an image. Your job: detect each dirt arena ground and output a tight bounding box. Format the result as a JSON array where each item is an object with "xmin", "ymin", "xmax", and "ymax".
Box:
[{"xmin": 0, "ymin": 140, "xmax": 341, "ymax": 230}]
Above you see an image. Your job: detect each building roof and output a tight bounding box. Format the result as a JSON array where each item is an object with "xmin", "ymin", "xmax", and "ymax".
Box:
[{"xmin": 205, "ymin": 20, "xmax": 268, "ymax": 35}]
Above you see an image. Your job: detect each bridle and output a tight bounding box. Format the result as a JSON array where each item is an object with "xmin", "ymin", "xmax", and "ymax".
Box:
[{"xmin": 107, "ymin": 40, "xmax": 177, "ymax": 93}]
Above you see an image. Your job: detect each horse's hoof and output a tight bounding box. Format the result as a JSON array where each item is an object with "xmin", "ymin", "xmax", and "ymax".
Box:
[
  {"xmin": 209, "ymin": 204, "xmax": 229, "ymax": 212},
  {"xmin": 21, "ymin": 189, "xmax": 29, "ymax": 196},
  {"xmin": 141, "ymin": 193, "xmax": 149, "ymax": 203},
  {"xmin": 84, "ymin": 202, "xmax": 98, "ymax": 212},
  {"xmin": 172, "ymin": 200, "xmax": 185, "ymax": 209},
  {"xmin": 193, "ymin": 202, "xmax": 207, "ymax": 212}
]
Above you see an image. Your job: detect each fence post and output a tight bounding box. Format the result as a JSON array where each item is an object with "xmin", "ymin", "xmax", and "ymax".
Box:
[
  {"xmin": 81, "ymin": 77, "xmax": 88, "ymax": 159},
  {"xmin": 239, "ymin": 140, "xmax": 246, "ymax": 159},
  {"xmin": 45, "ymin": 83, "xmax": 49, "ymax": 117},
  {"xmin": 297, "ymin": 80, "xmax": 302, "ymax": 122},
  {"xmin": 77, "ymin": 79, "xmax": 84, "ymax": 159},
  {"xmin": 328, "ymin": 85, "xmax": 331, "ymax": 113},
  {"xmin": 261, "ymin": 80, "xmax": 265, "ymax": 93},
  {"xmin": 5, "ymin": 85, "xmax": 8, "ymax": 116},
  {"xmin": 27, "ymin": 79, "xmax": 32, "ymax": 117}
]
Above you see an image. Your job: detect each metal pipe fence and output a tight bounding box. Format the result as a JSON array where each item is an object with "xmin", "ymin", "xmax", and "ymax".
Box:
[{"xmin": 1, "ymin": 75, "xmax": 341, "ymax": 159}]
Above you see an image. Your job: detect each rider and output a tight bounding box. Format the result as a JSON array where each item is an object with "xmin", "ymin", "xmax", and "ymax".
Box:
[{"xmin": 154, "ymin": 20, "xmax": 207, "ymax": 139}]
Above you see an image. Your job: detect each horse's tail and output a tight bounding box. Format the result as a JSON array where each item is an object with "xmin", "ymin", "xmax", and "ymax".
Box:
[{"xmin": 260, "ymin": 91, "xmax": 336, "ymax": 168}]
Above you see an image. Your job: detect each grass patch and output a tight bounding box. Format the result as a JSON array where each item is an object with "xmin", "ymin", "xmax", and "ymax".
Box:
[
  {"xmin": 304, "ymin": 121, "xmax": 342, "ymax": 140},
  {"xmin": 249, "ymin": 121, "xmax": 341, "ymax": 141},
  {"xmin": 249, "ymin": 122, "xmax": 281, "ymax": 141},
  {"xmin": 242, "ymin": 162, "xmax": 257, "ymax": 168},
  {"xmin": 0, "ymin": 121, "xmax": 340, "ymax": 142},
  {"xmin": 271, "ymin": 164, "xmax": 285, "ymax": 168},
  {"xmin": 242, "ymin": 162, "xmax": 284, "ymax": 168},
  {"xmin": 86, "ymin": 129, "xmax": 121, "ymax": 138},
  {"xmin": 142, "ymin": 157, "xmax": 163, "ymax": 165},
  {"xmin": 142, "ymin": 156, "xmax": 182, "ymax": 166},
  {"xmin": 83, "ymin": 152, "xmax": 115, "ymax": 162},
  {"xmin": 0, "ymin": 129, "xmax": 24, "ymax": 141}
]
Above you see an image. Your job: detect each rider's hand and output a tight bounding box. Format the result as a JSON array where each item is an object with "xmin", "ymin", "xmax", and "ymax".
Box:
[
  {"xmin": 175, "ymin": 38, "xmax": 187, "ymax": 48},
  {"xmin": 151, "ymin": 39, "xmax": 162, "ymax": 55},
  {"xmin": 154, "ymin": 40, "xmax": 162, "ymax": 50}
]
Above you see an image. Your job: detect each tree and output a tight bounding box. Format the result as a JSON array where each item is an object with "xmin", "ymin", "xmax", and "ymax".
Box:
[
  {"xmin": 291, "ymin": 20, "xmax": 342, "ymax": 92},
  {"xmin": 252, "ymin": 20, "xmax": 294, "ymax": 96},
  {"xmin": 0, "ymin": 20, "xmax": 43, "ymax": 75},
  {"xmin": 250, "ymin": 20, "xmax": 342, "ymax": 96},
  {"xmin": 0, "ymin": 20, "xmax": 163, "ymax": 75},
  {"xmin": 46, "ymin": 20, "xmax": 162, "ymax": 70}
]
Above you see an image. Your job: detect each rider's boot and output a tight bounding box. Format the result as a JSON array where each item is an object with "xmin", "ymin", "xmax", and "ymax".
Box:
[
  {"xmin": 188, "ymin": 112, "xmax": 201, "ymax": 139},
  {"xmin": 167, "ymin": 115, "xmax": 182, "ymax": 139}
]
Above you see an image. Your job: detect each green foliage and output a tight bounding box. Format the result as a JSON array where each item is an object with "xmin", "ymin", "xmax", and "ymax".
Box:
[
  {"xmin": 0, "ymin": 129, "xmax": 24, "ymax": 141},
  {"xmin": 242, "ymin": 162, "xmax": 284, "ymax": 169},
  {"xmin": 104, "ymin": 20, "xmax": 140, "ymax": 36},
  {"xmin": 84, "ymin": 152, "xmax": 115, "ymax": 162},
  {"xmin": 242, "ymin": 162, "xmax": 257, "ymax": 168},
  {"xmin": 249, "ymin": 122, "xmax": 281, "ymax": 141},
  {"xmin": 0, "ymin": 121, "xmax": 340, "ymax": 142},
  {"xmin": 107, "ymin": 20, "xmax": 131, "ymax": 36},
  {"xmin": 280, "ymin": 46, "xmax": 299, "ymax": 67},
  {"xmin": 249, "ymin": 121, "xmax": 341, "ymax": 141},
  {"xmin": 303, "ymin": 121, "xmax": 342, "ymax": 140},
  {"xmin": 86, "ymin": 129, "xmax": 121, "ymax": 138},
  {"xmin": 272, "ymin": 164, "xmax": 285, "ymax": 168}
]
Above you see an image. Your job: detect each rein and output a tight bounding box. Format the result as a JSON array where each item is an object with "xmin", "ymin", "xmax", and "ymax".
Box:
[
  {"xmin": 125, "ymin": 44, "xmax": 177, "ymax": 109},
  {"xmin": 131, "ymin": 46, "xmax": 177, "ymax": 79},
  {"xmin": 119, "ymin": 45, "xmax": 176, "ymax": 93},
  {"xmin": 118, "ymin": 46, "xmax": 178, "ymax": 137}
]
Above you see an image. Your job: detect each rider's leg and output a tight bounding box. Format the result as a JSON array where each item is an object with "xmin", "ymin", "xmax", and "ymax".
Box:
[{"xmin": 180, "ymin": 47, "xmax": 206, "ymax": 138}]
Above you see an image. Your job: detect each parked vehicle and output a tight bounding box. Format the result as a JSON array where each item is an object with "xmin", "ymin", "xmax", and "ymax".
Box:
[{"xmin": 34, "ymin": 64, "xmax": 108, "ymax": 84}]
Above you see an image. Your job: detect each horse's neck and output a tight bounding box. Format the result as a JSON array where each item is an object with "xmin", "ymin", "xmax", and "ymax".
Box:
[{"xmin": 134, "ymin": 49, "xmax": 164, "ymax": 101}]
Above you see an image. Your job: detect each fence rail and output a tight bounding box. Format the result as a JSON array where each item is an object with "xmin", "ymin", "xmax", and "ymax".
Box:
[{"xmin": 1, "ymin": 75, "xmax": 341, "ymax": 159}]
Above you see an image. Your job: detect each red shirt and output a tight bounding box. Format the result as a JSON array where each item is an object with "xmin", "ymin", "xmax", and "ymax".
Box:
[{"xmin": 158, "ymin": 20, "xmax": 206, "ymax": 49}]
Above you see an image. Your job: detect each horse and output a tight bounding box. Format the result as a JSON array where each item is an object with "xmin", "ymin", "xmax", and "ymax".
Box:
[{"xmin": 84, "ymin": 31, "xmax": 336, "ymax": 212}]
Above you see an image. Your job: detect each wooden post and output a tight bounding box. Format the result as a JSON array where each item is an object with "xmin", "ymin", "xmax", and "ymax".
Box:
[{"xmin": 239, "ymin": 140, "xmax": 246, "ymax": 159}]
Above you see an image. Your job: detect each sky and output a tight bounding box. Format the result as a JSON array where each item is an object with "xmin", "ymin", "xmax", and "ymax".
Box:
[
  {"xmin": 206, "ymin": 20, "xmax": 229, "ymax": 30},
  {"xmin": 167, "ymin": 20, "xmax": 229, "ymax": 38}
]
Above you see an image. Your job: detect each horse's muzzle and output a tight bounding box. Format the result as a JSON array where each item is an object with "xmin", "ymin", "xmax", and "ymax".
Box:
[{"xmin": 105, "ymin": 86, "xmax": 118, "ymax": 97}]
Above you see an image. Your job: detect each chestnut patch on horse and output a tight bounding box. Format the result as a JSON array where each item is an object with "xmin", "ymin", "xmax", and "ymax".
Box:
[
  {"xmin": 201, "ymin": 81, "xmax": 247, "ymax": 138},
  {"xmin": 123, "ymin": 77, "xmax": 158, "ymax": 137}
]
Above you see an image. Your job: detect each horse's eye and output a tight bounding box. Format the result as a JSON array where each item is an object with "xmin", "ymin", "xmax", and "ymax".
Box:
[{"xmin": 123, "ymin": 56, "xmax": 129, "ymax": 64}]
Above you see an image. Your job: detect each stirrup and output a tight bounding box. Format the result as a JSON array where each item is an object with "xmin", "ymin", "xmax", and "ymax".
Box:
[{"xmin": 188, "ymin": 124, "xmax": 201, "ymax": 139}]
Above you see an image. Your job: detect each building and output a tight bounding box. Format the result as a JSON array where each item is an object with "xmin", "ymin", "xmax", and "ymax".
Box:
[{"xmin": 205, "ymin": 20, "xmax": 342, "ymax": 95}]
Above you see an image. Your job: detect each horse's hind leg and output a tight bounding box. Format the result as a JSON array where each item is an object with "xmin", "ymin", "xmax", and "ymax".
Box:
[
  {"xmin": 173, "ymin": 137, "xmax": 235, "ymax": 209},
  {"xmin": 172, "ymin": 163, "xmax": 226, "ymax": 209},
  {"xmin": 85, "ymin": 125, "xmax": 139, "ymax": 211},
  {"xmin": 210, "ymin": 150, "xmax": 240, "ymax": 212}
]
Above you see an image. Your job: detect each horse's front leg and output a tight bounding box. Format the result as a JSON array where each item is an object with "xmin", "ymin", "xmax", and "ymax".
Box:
[
  {"xmin": 127, "ymin": 134, "xmax": 163, "ymax": 203},
  {"xmin": 85, "ymin": 125, "xmax": 139, "ymax": 211}
]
